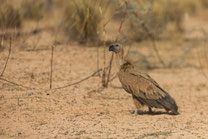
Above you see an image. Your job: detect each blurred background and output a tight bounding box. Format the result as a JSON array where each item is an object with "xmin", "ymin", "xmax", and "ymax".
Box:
[{"xmin": 0, "ymin": 0, "xmax": 208, "ymax": 71}]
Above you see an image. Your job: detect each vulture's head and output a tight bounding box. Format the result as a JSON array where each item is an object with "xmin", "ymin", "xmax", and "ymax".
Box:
[
  {"xmin": 109, "ymin": 44, "xmax": 123, "ymax": 54},
  {"xmin": 109, "ymin": 44, "xmax": 124, "ymax": 65}
]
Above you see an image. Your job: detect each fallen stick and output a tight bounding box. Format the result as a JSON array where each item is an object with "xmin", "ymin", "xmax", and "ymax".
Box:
[
  {"xmin": 52, "ymin": 69, "xmax": 102, "ymax": 90},
  {"xmin": 0, "ymin": 77, "xmax": 33, "ymax": 89}
]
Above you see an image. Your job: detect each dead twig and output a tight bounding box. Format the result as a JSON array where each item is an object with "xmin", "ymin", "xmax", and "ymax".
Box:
[
  {"xmin": 131, "ymin": 9, "xmax": 166, "ymax": 67},
  {"xmin": 109, "ymin": 73, "xmax": 117, "ymax": 82},
  {"xmin": 96, "ymin": 44, "xmax": 100, "ymax": 77},
  {"xmin": 197, "ymin": 48, "xmax": 208, "ymax": 80},
  {"xmin": 151, "ymin": 37, "xmax": 166, "ymax": 67},
  {"xmin": 50, "ymin": 45, "xmax": 54, "ymax": 89},
  {"xmin": 110, "ymin": 85, "xmax": 123, "ymax": 89},
  {"xmin": 140, "ymin": 22, "xmax": 166, "ymax": 67},
  {"xmin": 0, "ymin": 77, "xmax": 33, "ymax": 89},
  {"xmin": 118, "ymin": 1, "xmax": 128, "ymax": 34},
  {"xmin": 195, "ymin": 28, "xmax": 208, "ymax": 81},
  {"xmin": 115, "ymin": 1, "xmax": 129, "ymax": 42},
  {"xmin": 105, "ymin": 53, "xmax": 114, "ymax": 87},
  {"xmin": 102, "ymin": 67, "xmax": 106, "ymax": 87},
  {"xmin": 0, "ymin": 31, "xmax": 5, "ymax": 48},
  {"xmin": 0, "ymin": 36, "xmax": 12, "ymax": 77},
  {"xmin": 126, "ymin": 43, "xmax": 132, "ymax": 57},
  {"xmin": 52, "ymin": 69, "xmax": 102, "ymax": 90},
  {"xmin": 0, "ymin": 34, "xmax": 4, "ymax": 48},
  {"xmin": 103, "ymin": 1, "xmax": 127, "ymax": 28}
]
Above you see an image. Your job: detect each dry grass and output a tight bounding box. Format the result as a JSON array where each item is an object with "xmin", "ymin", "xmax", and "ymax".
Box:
[
  {"xmin": 21, "ymin": 0, "xmax": 45, "ymax": 21},
  {"xmin": 63, "ymin": 0, "xmax": 103, "ymax": 44},
  {"xmin": 0, "ymin": 3, "xmax": 21, "ymax": 29},
  {"xmin": 139, "ymin": 131, "xmax": 172, "ymax": 139}
]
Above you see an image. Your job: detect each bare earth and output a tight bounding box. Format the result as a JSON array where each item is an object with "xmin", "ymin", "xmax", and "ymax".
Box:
[{"xmin": 1, "ymin": 12, "xmax": 208, "ymax": 139}]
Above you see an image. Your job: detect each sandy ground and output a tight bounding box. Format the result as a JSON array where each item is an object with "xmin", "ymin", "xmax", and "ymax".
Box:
[{"xmin": 1, "ymin": 9, "xmax": 208, "ymax": 139}]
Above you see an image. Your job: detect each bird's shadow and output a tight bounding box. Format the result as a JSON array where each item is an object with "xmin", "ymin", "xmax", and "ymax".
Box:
[{"xmin": 136, "ymin": 110, "xmax": 178, "ymax": 116}]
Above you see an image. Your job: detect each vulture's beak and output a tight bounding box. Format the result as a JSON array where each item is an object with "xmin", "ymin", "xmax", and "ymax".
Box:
[{"xmin": 109, "ymin": 45, "xmax": 115, "ymax": 51}]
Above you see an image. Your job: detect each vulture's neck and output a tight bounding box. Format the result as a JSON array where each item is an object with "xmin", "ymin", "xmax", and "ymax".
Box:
[
  {"xmin": 116, "ymin": 50, "xmax": 134, "ymax": 72},
  {"xmin": 116, "ymin": 48, "xmax": 125, "ymax": 66}
]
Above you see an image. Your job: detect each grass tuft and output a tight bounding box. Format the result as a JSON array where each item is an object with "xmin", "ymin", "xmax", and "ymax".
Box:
[
  {"xmin": 0, "ymin": 3, "xmax": 21, "ymax": 29},
  {"xmin": 63, "ymin": 0, "xmax": 102, "ymax": 44},
  {"xmin": 21, "ymin": 0, "xmax": 45, "ymax": 21}
]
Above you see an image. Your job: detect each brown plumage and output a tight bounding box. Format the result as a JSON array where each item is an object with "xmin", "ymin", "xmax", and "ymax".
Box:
[{"xmin": 109, "ymin": 44, "xmax": 179, "ymax": 115}]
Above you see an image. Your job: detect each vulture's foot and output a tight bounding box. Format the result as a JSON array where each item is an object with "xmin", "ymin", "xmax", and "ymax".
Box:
[
  {"xmin": 131, "ymin": 109, "xmax": 139, "ymax": 116},
  {"xmin": 166, "ymin": 109, "xmax": 179, "ymax": 115},
  {"xmin": 171, "ymin": 111, "xmax": 180, "ymax": 115}
]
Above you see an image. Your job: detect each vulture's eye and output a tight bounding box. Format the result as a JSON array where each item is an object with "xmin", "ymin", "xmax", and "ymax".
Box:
[{"xmin": 115, "ymin": 44, "xmax": 119, "ymax": 48}]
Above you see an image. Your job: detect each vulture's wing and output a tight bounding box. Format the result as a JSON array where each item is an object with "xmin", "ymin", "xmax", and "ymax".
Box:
[{"xmin": 118, "ymin": 69, "xmax": 178, "ymax": 111}]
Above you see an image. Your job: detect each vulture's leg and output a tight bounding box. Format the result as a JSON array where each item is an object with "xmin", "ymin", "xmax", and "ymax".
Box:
[
  {"xmin": 148, "ymin": 107, "xmax": 153, "ymax": 113},
  {"xmin": 131, "ymin": 109, "xmax": 139, "ymax": 116},
  {"xmin": 165, "ymin": 108, "xmax": 170, "ymax": 113},
  {"xmin": 166, "ymin": 108, "xmax": 179, "ymax": 115},
  {"xmin": 131, "ymin": 95, "xmax": 143, "ymax": 116}
]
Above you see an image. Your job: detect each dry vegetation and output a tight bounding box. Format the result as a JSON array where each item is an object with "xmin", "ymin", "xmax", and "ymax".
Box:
[
  {"xmin": 21, "ymin": 0, "xmax": 45, "ymax": 21},
  {"xmin": 63, "ymin": 0, "xmax": 102, "ymax": 43},
  {"xmin": 0, "ymin": 3, "xmax": 21, "ymax": 29},
  {"xmin": 0, "ymin": 0, "xmax": 208, "ymax": 138}
]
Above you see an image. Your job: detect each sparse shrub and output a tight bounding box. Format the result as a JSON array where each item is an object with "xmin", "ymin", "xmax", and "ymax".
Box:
[
  {"xmin": 63, "ymin": 0, "xmax": 102, "ymax": 43},
  {"xmin": 116, "ymin": 0, "xmax": 202, "ymax": 41},
  {"xmin": 21, "ymin": 0, "xmax": 44, "ymax": 21},
  {"xmin": 126, "ymin": 0, "xmax": 169, "ymax": 41},
  {"xmin": 179, "ymin": 0, "xmax": 201, "ymax": 14},
  {"xmin": 0, "ymin": 3, "xmax": 21, "ymax": 29}
]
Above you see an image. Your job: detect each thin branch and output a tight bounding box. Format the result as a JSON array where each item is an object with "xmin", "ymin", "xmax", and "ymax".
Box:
[
  {"xmin": 102, "ymin": 21, "xmax": 107, "ymax": 88},
  {"xmin": 50, "ymin": 45, "xmax": 54, "ymax": 89},
  {"xmin": 109, "ymin": 73, "xmax": 117, "ymax": 82},
  {"xmin": 105, "ymin": 53, "xmax": 114, "ymax": 87},
  {"xmin": 126, "ymin": 43, "xmax": 132, "ymax": 57},
  {"xmin": 103, "ymin": 1, "xmax": 127, "ymax": 28},
  {"xmin": 0, "ymin": 36, "xmax": 12, "ymax": 77},
  {"xmin": 196, "ymin": 46, "xmax": 208, "ymax": 80},
  {"xmin": 195, "ymin": 28, "xmax": 208, "ymax": 81},
  {"xmin": 0, "ymin": 77, "xmax": 33, "ymax": 89},
  {"xmin": 151, "ymin": 37, "xmax": 166, "ymax": 67},
  {"xmin": 110, "ymin": 85, "xmax": 122, "ymax": 89},
  {"xmin": 115, "ymin": 1, "xmax": 129, "ymax": 42},
  {"xmin": 118, "ymin": 1, "xmax": 128, "ymax": 33},
  {"xmin": 52, "ymin": 69, "xmax": 102, "ymax": 90},
  {"xmin": 0, "ymin": 34, "xmax": 3, "ymax": 48},
  {"xmin": 131, "ymin": 8, "xmax": 166, "ymax": 67},
  {"xmin": 96, "ymin": 41, "xmax": 100, "ymax": 77},
  {"xmin": 0, "ymin": 31, "xmax": 5, "ymax": 49},
  {"xmin": 140, "ymin": 22, "xmax": 166, "ymax": 67}
]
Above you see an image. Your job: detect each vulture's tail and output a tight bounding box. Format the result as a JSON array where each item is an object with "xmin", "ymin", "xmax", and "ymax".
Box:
[{"xmin": 159, "ymin": 94, "xmax": 179, "ymax": 115}]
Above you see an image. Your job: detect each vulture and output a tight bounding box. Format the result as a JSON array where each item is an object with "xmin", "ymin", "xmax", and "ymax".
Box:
[{"xmin": 109, "ymin": 44, "xmax": 179, "ymax": 115}]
